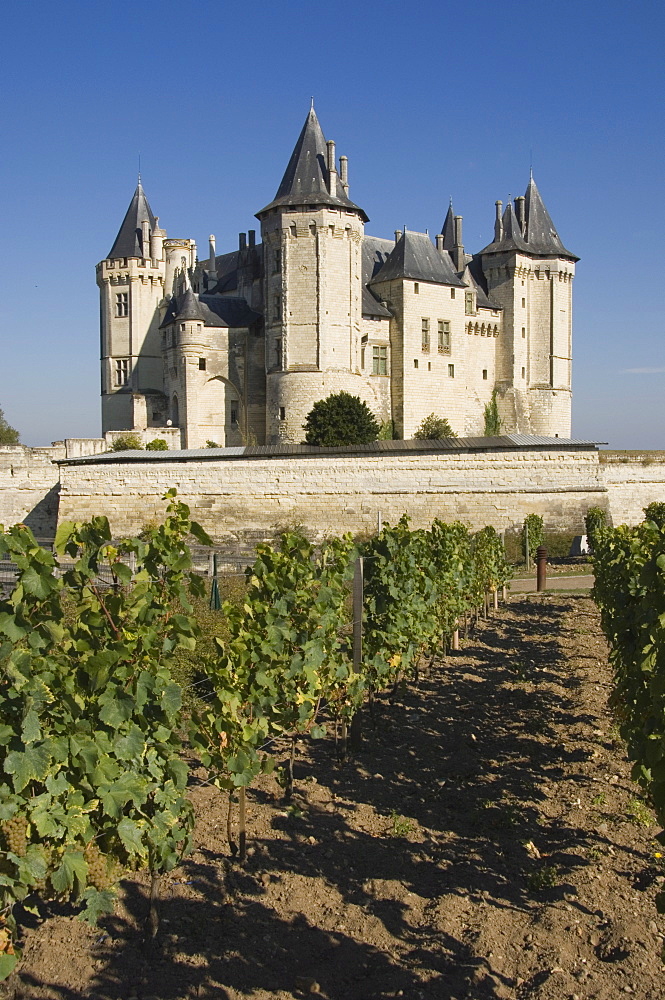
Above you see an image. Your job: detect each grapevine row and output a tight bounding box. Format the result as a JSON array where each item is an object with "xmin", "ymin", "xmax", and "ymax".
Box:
[{"xmin": 0, "ymin": 496, "xmax": 510, "ymax": 973}]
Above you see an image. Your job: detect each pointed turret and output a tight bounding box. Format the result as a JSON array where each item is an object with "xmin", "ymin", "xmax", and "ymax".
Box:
[
  {"xmin": 175, "ymin": 286, "xmax": 207, "ymax": 323},
  {"xmin": 523, "ymin": 176, "xmax": 578, "ymax": 260},
  {"xmin": 479, "ymin": 202, "xmax": 530, "ymax": 255},
  {"xmin": 440, "ymin": 202, "xmax": 456, "ymax": 251},
  {"xmin": 108, "ymin": 180, "xmax": 156, "ymax": 259},
  {"xmin": 256, "ymin": 107, "xmax": 368, "ymax": 220}
]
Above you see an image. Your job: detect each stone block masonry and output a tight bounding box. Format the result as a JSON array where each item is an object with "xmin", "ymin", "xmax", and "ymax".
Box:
[{"xmin": 57, "ymin": 441, "xmax": 607, "ymax": 543}]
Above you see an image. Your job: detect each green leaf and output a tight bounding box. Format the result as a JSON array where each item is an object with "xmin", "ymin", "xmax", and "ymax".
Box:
[
  {"xmin": 21, "ymin": 709, "xmax": 41, "ymax": 744},
  {"xmin": 0, "ymin": 953, "xmax": 19, "ymax": 981},
  {"xmin": 160, "ymin": 682, "xmax": 182, "ymax": 717},
  {"xmin": 79, "ymin": 888, "xmax": 116, "ymax": 925},
  {"xmin": 117, "ymin": 817, "xmax": 145, "ymax": 855},
  {"xmin": 51, "ymin": 850, "xmax": 88, "ymax": 895},
  {"xmin": 99, "ymin": 693, "xmax": 135, "ymax": 729},
  {"xmin": 5, "ymin": 745, "xmax": 51, "ymax": 792},
  {"xmin": 0, "ymin": 612, "xmax": 26, "ymax": 642},
  {"xmin": 54, "ymin": 521, "xmax": 76, "ymax": 555},
  {"xmin": 113, "ymin": 724, "xmax": 145, "ymax": 762},
  {"xmin": 21, "ymin": 565, "xmax": 55, "ymax": 600}
]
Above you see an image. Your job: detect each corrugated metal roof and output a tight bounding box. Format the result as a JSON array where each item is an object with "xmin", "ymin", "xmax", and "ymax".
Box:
[{"xmin": 60, "ymin": 434, "xmax": 600, "ymax": 466}]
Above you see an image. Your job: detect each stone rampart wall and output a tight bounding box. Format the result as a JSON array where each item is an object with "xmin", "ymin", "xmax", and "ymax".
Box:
[
  {"xmin": 58, "ymin": 448, "xmax": 606, "ymax": 542},
  {"xmin": 601, "ymin": 453, "xmax": 665, "ymax": 526},
  {"xmin": 0, "ymin": 446, "xmax": 62, "ymax": 538}
]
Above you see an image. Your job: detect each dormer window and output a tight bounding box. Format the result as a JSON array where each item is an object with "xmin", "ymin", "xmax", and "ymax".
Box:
[{"xmin": 465, "ymin": 291, "xmax": 475, "ymax": 315}]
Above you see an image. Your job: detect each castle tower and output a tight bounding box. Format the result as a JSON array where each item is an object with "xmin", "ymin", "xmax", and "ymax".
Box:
[
  {"xmin": 97, "ymin": 180, "xmax": 168, "ymax": 432},
  {"xmin": 480, "ymin": 176, "xmax": 578, "ymax": 437},
  {"xmin": 255, "ymin": 107, "xmax": 369, "ymax": 444}
]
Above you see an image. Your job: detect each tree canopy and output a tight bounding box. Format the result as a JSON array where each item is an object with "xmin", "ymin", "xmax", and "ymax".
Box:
[
  {"xmin": 0, "ymin": 408, "xmax": 19, "ymax": 445},
  {"xmin": 413, "ymin": 414, "xmax": 457, "ymax": 440},
  {"xmin": 303, "ymin": 392, "xmax": 380, "ymax": 447}
]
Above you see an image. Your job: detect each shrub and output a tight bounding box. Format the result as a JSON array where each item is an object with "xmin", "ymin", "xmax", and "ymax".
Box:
[
  {"xmin": 0, "ymin": 406, "xmax": 19, "ymax": 445},
  {"xmin": 413, "ymin": 414, "xmax": 457, "ymax": 440},
  {"xmin": 584, "ymin": 506, "xmax": 607, "ymax": 549},
  {"xmin": 303, "ymin": 392, "xmax": 380, "ymax": 447},
  {"xmin": 146, "ymin": 438, "xmax": 168, "ymax": 451},
  {"xmin": 483, "ymin": 390, "xmax": 502, "ymax": 436},
  {"xmin": 643, "ymin": 502, "xmax": 665, "ymax": 528},
  {"xmin": 205, "ymin": 440, "xmax": 220, "ymax": 448},
  {"xmin": 110, "ymin": 433, "xmax": 143, "ymax": 451},
  {"xmin": 521, "ymin": 514, "xmax": 544, "ymax": 562}
]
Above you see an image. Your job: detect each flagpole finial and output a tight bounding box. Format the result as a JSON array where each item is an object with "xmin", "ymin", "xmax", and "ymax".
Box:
[{"xmin": 311, "ymin": 96, "xmax": 315, "ymax": 110}]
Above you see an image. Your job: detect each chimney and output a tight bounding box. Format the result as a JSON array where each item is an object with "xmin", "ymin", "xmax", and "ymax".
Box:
[
  {"xmin": 494, "ymin": 201, "xmax": 504, "ymax": 241},
  {"xmin": 435, "ymin": 234, "xmax": 444, "ymax": 253},
  {"xmin": 141, "ymin": 219, "xmax": 150, "ymax": 258},
  {"xmin": 209, "ymin": 234, "xmax": 216, "ymax": 262},
  {"xmin": 394, "ymin": 230, "xmax": 402, "ymax": 244},
  {"xmin": 150, "ymin": 217, "xmax": 164, "ymax": 260},
  {"xmin": 515, "ymin": 195, "xmax": 526, "ymax": 234},
  {"xmin": 326, "ymin": 140, "xmax": 337, "ymax": 197},
  {"xmin": 239, "ymin": 232, "xmax": 247, "ymax": 251},
  {"xmin": 339, "ymin": 155, "xmax": 348, "ymax": 194},
  {"xmin": 248, "ymin": 229, "xmax": 256, "ymax": 248},
  {"xmin": 453, "ymin": 215, "xmax": 465, "ymax": 270}
]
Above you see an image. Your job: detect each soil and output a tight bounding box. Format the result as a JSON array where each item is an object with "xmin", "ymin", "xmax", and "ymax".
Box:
[{"xmin": 5, "ymin": 595, "xmax": 665, "ymax": 1000}]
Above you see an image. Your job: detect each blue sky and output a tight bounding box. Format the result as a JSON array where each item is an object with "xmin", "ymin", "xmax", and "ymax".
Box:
[{"xmin": 1, "ymin": 0, "xmax": 663, "ymax": 448}]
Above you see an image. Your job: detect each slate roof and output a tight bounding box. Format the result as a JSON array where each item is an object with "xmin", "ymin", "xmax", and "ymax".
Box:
[
  {"xmin": 160, "ymin": 291, "xmax": 261, "ymax": 329},
  {"xmin": 361, "ymin": 236, "xmax": 394, "ymax": 316},
  {"xmin": 107, "ymin": 181, "xmax": 156, "ymax": 260},
  {"xmin": 440, "ymin": 203, "xmax": 456, "ymax": 250},
  {"xmin": 369, "ymin": 230, "xmax": 466, "ymax": 288},
  {"xmin": 60, "ymin": 434, "xmax": 600, "ymax": 466},
  {"xmin": 465, "ymin": 256, "xmax": 502, "ymax": 311},
  {"xmin": 256, "ymin": 108, "xmax": 368, "ymax": 221},
  {"xmin": 480, "ymin": 176, "xmax": 578, "ymax": 261}
]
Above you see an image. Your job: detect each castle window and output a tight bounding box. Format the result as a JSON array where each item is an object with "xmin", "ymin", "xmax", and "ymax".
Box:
[
  {"xmin": 438, "ymin": 320, "xmax": 451, "ymax": 353},
  {"xmin": 521, "ymin": 298, "xmax": 526, "ymax": 307},
  {"xmin": 428, "ymin": 361, "xmax": 432, "ymax": 371},
  {"xmin": 198, "ymin": 358, "xmax": 206, "ymax": 371},
  {"xmin": 114, "ymin": 358, "xmax": 130, "ymax": 387},
  {"xmin": 448, "ymin": 364, "xmax": 455, "ymax": 378},
  {"xmin": 275, "ymin": 338, "xmax": 282, "ymax": 368},
  {"xmin": 522, "ymin": 327, "xmax": 526, "ymax": 338},
  {"xmin": 521, "ymin": 368, "xmax": 526, "ymax": 378},
  {"xmin": 279, "ymin": 406, "xmax": 286, "ymax": 421},
  {"xmin": 231, "ymin": 402, "xmax": 238, "ymax": 425},
  {"xmin": 361, "ymin": 347, "xmax": 365, "ymax": 369},
  {"xmin": 464, "ymin": 291, "xmax": 474, "ymax": 315},
  {"xmin": 482, "ymin": 369, "xmax": 488, "ymax": 380},
  {"xmin": 414, "ymin": 282, "xmax": 419, "ymax": 294},
  {"xmin": 273, "ymin": 247, "xmax": 281, "ymax": 273},
  {"xmin": 451, "ymin": 288, "xmax": 456, "ymax": 299},
  {"xmin": 372, "ymin": 345, "xmax": 387, "ymax": 375},
  {"xmin": 115, "ymin": 292, "xmax": 128, "ymax": 317},
  {"xmin": 273, "ymin": 294, "xmax": 281, "ymax": 321},
  {"xmin": 421, "ymin": 318, "xmax": 430, "ymax": 351},
  {"xmin": 414, "ymin": 359, "xmax": 419, "ymax": 369}
]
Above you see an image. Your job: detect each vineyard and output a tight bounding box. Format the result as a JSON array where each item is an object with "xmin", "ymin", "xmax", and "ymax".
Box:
[{"xmin": 0, "ymin": 495, "xmax": 664, "ymax": 999}]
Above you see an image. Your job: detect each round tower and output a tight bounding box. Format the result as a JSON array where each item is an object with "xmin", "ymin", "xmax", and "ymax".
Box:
[{"xmin": 256, "ymin": 107, "xmax": 369, "ymax": 444}]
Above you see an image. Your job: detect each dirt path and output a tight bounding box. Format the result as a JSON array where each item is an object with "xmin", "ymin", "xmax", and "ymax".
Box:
[{"xmin": 5, "ymin": 596, "xmax": 665, "ymax": 1000}]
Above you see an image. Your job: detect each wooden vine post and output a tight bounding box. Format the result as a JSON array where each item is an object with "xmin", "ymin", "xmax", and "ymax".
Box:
[{"xmin": 350, "ymin": 555, "xmax": 364, "ymax": 750}]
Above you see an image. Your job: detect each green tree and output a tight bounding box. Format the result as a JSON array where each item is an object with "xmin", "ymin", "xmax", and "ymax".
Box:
[
  {"xmin": 110, "ymin": 433, "xmax": 143, "ymax": 452},
  {"xmin": 643, "ymin": 502, "xmax": 665, "ymax": 528},
  {"xmin": 303, "ymin": 392, "xmax": 379, "ymax": 447},
  {"xmin": 585, "ymin": 506, "xmax": 607, "ymax": 549},
  {"xmin": 0, "ymin": 408, "xmax": 19, "ymax": 446},
  {"xmin": 521, "ymin": 513, "xmax": 544, "ymax": 562},
  {"xmin": 413, "ymin": 414, "xmax": 457, "ymax": 440},
  {"xmin": 145, "ymin": 438, "xmax": 168, "ymax": 451},
  {"xmin": 483, "ymin": 390, "xmax": 502, "ymax": 436}
]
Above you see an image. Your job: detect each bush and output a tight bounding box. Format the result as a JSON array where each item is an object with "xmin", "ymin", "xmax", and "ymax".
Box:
[
  {"xmin": 413, "ymin": 414, "xmax": 457, "ymax": 440},
  {"xmin": 584, "ymin": 506, "xmax": 607, "ymax": 550},
  {"xmin": 0, "ymin": 406, "xmax": 19, "ymax": 445},
  {"xmin": 146, "ymin": 438, "xmax": 168, "ymax": 451},
  {"xmin": 483, "ymin": 390, "xmax": 502, "ymax": 436},
  {"xmin": 110, "ymin": 433, "xmax": 143, "ymax": 451},
  {"xmin": 206, "ymin": 440, "xmax": 220, "ymax": 448},
  {"xmin": 521, "ymin": 514, "xmax": 544, "ymax": 562},
  {"xmin": 643, "ymin": 502, "xmax": 665, "ymax": 528},
  {"xmin": 303, "ymin": 392, "xmax": 380, "ymax": 447}
]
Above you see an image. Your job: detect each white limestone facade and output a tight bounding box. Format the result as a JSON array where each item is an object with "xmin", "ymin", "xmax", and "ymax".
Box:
[{"xmin": 97, "ymin": 109, "xmax": 578, "ymax": 448}]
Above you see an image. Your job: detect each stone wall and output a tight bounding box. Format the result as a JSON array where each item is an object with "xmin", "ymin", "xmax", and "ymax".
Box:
[
  {"xmin": 57, "ymin": 444, "xmax": 606, "ymax": 543},
  {"xmin": 0, "ymin": 446, "xmax": 62, "ymax": 538},
  {"xmin": 601, "ymin": 452, "xmax": 665, "ymax": 526}
]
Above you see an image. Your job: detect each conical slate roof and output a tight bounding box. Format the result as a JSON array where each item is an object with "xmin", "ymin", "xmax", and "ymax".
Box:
[
  {"xmin": 479, "ymin": 176, "xmax": 578, "ymax": 261},
  {"xmin": 369, "ymin": 230, "xmax": 465, "ymax": 287},
  {"xmin": 440, "ymin": 202, "xmax": 456, "ymax": 251},
  {"xmin": 176, "ymin": 287, "xmax": 207, "ymax": 322},
  {"xmin": 256, "ymin": 107, "xmax": 368, "ymax": 220},
  {"xmin": 107, "ymin": 180, "xmax": 156, "ymax": 259},
  {"xmin": 524, "ymin": 176, "xmax": 577, "ymax": 258}
]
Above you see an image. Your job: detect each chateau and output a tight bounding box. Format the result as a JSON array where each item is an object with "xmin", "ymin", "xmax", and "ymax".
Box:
[{"xmin": 97, "ymin": 107, "xmax": 578, "ymax": 448}]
